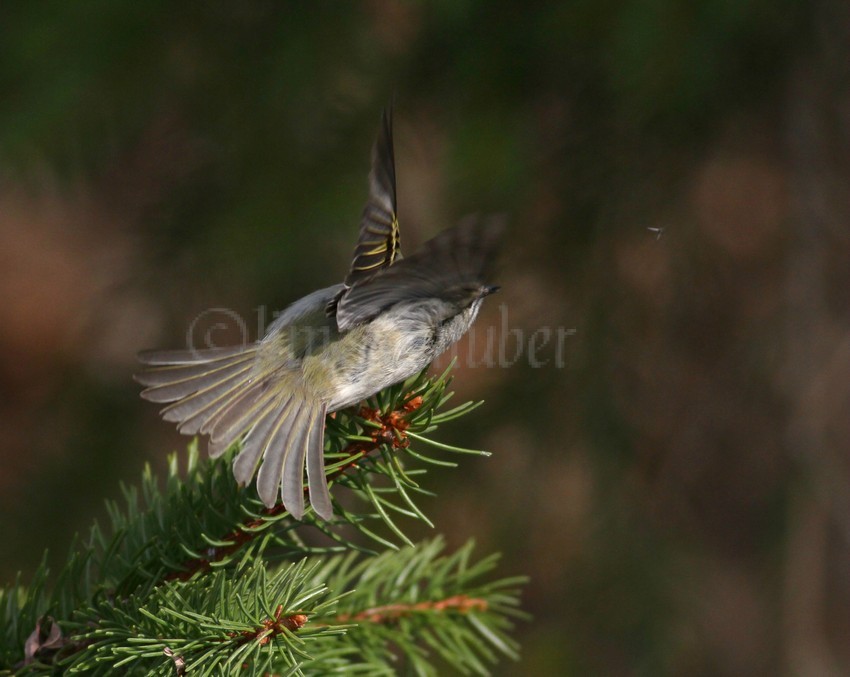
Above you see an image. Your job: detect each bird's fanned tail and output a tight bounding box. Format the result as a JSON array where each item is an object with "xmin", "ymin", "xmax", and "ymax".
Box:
[{"xmin": 135, "ymin": 345, "xmax": 333, "ymax": 520}]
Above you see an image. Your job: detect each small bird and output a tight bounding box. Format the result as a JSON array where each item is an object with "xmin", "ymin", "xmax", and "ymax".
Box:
[{"xmin": 136, "ymin": 110, "xmax": 503, "ymax": 520}]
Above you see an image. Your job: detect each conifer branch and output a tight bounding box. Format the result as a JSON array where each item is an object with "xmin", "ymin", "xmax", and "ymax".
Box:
[
  {"xmin": 0, "ymin": 366, "xmax": 527, "ymax": 675},
  {"xmin": 165, "ymin": 395, "xmax": 421, "ymax": 582},
  {"xmin": 334, "ymin": 594, "xmax": 488, "ymax": 623}
]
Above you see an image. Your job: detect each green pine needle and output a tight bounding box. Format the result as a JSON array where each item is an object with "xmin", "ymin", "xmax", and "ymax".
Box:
[{"xmin": 0, "ymin": 366, "xmax": 527, "ymax": 675}]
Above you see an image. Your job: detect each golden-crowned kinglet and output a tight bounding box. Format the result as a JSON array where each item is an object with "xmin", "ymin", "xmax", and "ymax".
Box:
[{"xmin": 136, "ymin": 110, "xmax": 503, "ymax": 520}]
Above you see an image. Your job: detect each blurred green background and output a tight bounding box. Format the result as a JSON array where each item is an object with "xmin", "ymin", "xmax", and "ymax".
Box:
[{"xmin": 2, "ymin": 1, "xmax": 850, "ymax": 674}]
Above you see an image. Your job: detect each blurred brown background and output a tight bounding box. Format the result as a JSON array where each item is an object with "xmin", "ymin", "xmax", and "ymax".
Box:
[{"xmin": 1, "ymin": 1, "xmax": 849, "ymax": 674}]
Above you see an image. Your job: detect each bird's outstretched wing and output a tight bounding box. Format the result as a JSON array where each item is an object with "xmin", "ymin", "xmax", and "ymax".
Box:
[
  {"xmin": 326, "ymin": 108, "xmax": 401, "ymax": 323},
  {"xmin": 341, "ymin": 108, "xmax": 402, "ymax": 294},
  {"xmin": 333, "ymin": 214, "xmax": 505, "ymax": 332},
  {"xmin": 135, "ymin": 345, "xmax": 333, "ymax": 520}
]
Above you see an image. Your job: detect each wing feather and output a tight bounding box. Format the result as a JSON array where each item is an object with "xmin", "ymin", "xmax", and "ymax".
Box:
[
  {"xmin": 255, "ymin": 400, "xmax": 308, "ymax": 507},
  {"xmin": 232, "ymin": 399, "xmax": 288, "ymax": 487},
  {"xmin": 306, "ymin": 401, "xmax": 332, "ymax": 520},
  {"xmin": 156, "ymin": 364, "xmax": 254, "ymax": 430},
  {"xmin": 139, "ymin": 358, "xmax": 255, "ymax": 403},
  {"xmin": 281, "ymin": 404, "xmax": 324, "ymax": 519},
  {"xmin": 280, "ymin": 405, "xmax": 317, "ymax": 519},
  {"xmin": 329, "ymin": 107, "xmax": 401, "ymax": 317},
  {"xmin": 137, "ymin": 345, "xmax": 254, "ymax": 366},
  {"xmin": 334, "ymin": 214, "xmax": 505, "ymax": 331},
  {"xmin": 348, "ymin": 107, "xmax": 400, "ymax": 281}
]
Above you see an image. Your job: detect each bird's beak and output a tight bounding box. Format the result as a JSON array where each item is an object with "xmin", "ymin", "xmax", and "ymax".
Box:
[{"xmin": 481, "ymin": 285, "xmax": 500, "ymax": 297}]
